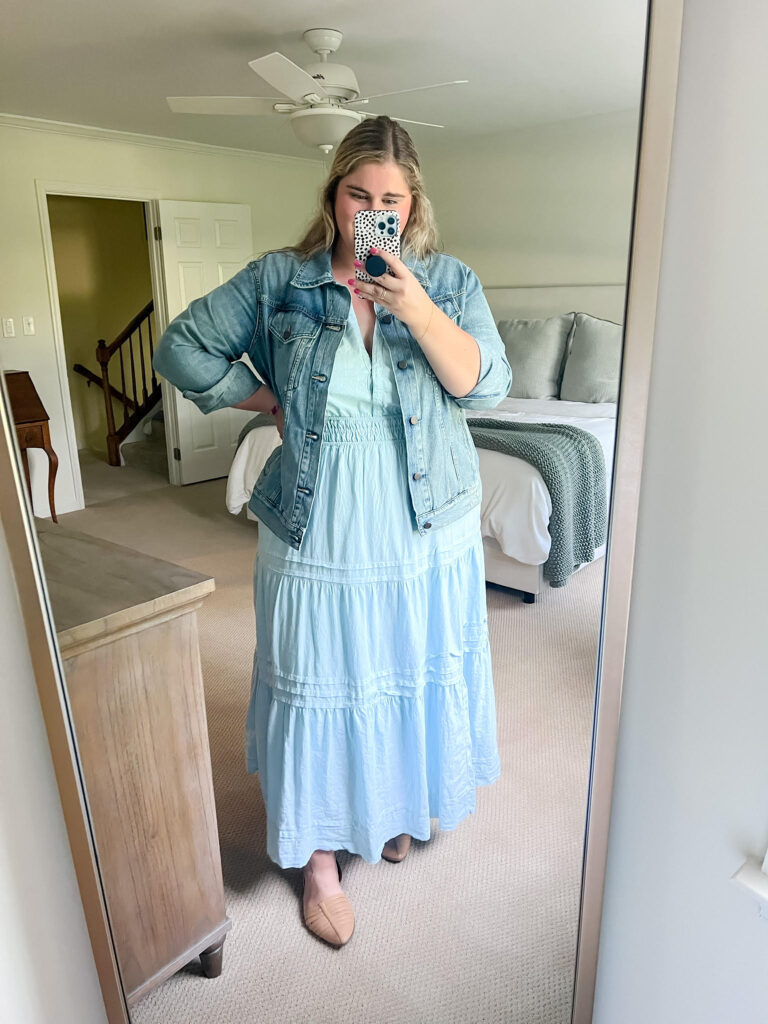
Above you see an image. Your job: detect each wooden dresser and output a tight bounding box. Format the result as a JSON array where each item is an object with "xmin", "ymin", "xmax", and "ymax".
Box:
[{"xmin": 37, "ymin": 520, "xmax": 231, "ymax": 1007}]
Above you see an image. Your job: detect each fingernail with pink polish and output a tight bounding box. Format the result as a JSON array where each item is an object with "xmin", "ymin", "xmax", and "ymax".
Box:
[
  {"xmin": 369, "ymin": 246, "xmax": 378, "ymax": 253},
  {"xmin": 354, "ymin": 259, "xmax": 362, "ymax": 267},
  {"xmin": 347, "ymin": 278, "xmax": 354, "ymax": 285}
]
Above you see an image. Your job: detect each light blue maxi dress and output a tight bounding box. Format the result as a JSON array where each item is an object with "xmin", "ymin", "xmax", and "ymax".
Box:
[{"xmin": 245, "ymin": 306, "xmax": 501, "ymax": 868}]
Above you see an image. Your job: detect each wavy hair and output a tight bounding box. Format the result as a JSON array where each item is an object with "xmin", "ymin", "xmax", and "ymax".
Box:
[{"xmin": 261, "ymin": 115, "xmax": 441, "ymax": 262}]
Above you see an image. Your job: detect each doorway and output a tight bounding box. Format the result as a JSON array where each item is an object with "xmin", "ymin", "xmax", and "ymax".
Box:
[{"xmin": 46, "ymin": 195, "xmax": 168, "ymax": 507}]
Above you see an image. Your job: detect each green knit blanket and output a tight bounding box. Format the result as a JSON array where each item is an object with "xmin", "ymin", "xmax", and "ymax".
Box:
[
  {"xmin": 237, "ymin": 412, "xmax": 280, "ymax": 447},
  {"xmin": 236, "ymin": 414, "xmax": 608, "ymax": 587},
  {"xmin": 467, "ymin": 418, "xmax": 607, "ymax": 587}
]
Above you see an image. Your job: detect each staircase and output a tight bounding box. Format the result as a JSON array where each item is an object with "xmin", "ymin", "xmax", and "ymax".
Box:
[
  {"xmin": 121, "ymin": 410, "xmax": 168, "ymax": 478},
  {"xmin": 73, "ymin": 299, "xmax": 162, "ymax": 466}
]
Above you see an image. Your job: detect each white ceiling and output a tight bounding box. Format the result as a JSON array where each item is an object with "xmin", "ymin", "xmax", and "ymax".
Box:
[{"xmin": 1, "ymin": 0, "xmax": 648, "ymax": 159}]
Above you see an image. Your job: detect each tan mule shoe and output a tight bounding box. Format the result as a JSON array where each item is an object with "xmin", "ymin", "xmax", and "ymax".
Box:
[
  {"xmin": 303, "ymin": 856, "xmax": 355, "ymax": 947},
  {"xmin": 381, "ymin": 833, "xmax": 412, "ymax": 863}
]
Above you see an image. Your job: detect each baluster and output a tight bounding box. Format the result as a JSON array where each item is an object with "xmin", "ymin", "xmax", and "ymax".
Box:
[
  {"xmin": 147, "ymin": 312, "xmax": 157, "ymax": 391},
  {"xmin": 138, "ymin": 322, "xmax": 148, "ymax": 405},
  {"xmin": 97, "ymin": 339, "xmax": 120, "ymax": 466},
  {"xmin": 119, "ymin": 345, "xmax": 128, "ymax": 426},
  {"xmin": 129, "ymin": 334, "xmax": 138, "ymax": 411}
]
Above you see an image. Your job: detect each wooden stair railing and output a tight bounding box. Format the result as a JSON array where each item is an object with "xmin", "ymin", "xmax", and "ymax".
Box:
[
  {"xmin": 73, "ymin": 300, "xmax": 161, "ymax": 466},
  {"xmin": 72, "ymin": 364, "xmax": 138, "ymax": 413}
]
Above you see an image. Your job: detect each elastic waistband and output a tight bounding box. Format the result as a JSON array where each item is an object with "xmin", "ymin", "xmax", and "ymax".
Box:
[{"xmin": 321, "ymin": 413, "xmax": 405, "ymax": 443}]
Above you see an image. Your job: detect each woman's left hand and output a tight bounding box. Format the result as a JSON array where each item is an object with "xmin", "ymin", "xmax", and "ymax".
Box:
[{"xmin": 351, "ymin": 248, "xmax": 434, "ymax": 340}]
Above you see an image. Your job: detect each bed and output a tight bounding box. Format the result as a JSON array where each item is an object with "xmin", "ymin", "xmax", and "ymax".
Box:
[{"xmin": 226, "ymin": 285, "xmax": 624, "ymax": 602}]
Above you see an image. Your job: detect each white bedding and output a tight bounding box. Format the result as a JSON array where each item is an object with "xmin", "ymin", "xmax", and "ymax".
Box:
[{"xmin": 226, "ymin": 396, "xmax": 617, "ymax": 567}]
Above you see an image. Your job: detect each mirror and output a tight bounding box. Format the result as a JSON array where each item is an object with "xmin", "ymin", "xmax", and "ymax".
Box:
[{"xmin": 0, "ymin": 2, "xmax": 653, "ymax": 1020}]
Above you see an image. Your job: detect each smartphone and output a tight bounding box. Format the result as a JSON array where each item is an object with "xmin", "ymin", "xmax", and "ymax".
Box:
[{"xmin": 354, "ymin": 209, "xmax": 401, "ymax": 284}]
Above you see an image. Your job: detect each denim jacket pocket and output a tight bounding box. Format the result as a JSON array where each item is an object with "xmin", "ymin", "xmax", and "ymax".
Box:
[
  {"xmin": 268, "ymin": 308, "xmax": 323, "ymax": 343},
  {"xmin": 255, "ymin": 443, "xmax": 283, "ymax": 506},
  {"xmin": 267, "ymin": 309, "xmax": 323, "ymax": 394},
  {"xmin": 433, "ymin": 293, "xmax": 461, "ymax": 322}
]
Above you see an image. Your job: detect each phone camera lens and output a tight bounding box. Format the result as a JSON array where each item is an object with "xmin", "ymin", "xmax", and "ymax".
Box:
[
  {"xmin": 387, "ymin": 228, "xmax": 395, "ymax": 235},
  {"xmin": 387, "ymin": 217, "xmax": 395, "ymax": 225},
  {"xmin": 378, "ymin": 221, "xmax": 386, "ymax": 230}
]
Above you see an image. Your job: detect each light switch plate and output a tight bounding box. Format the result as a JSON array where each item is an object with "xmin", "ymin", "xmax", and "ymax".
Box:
[
  {"xmin": 22, "ymin": 316, "xmax": 35, "ymax": 336},
  {"xmin": 2, "ymin": 318, "xmax": 15, "ymax": 338}
]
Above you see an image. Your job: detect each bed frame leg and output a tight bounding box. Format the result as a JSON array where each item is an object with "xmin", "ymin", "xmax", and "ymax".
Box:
[{"xmin": 522, "ymin": 592, "xmax": 536, "ymax": 604}]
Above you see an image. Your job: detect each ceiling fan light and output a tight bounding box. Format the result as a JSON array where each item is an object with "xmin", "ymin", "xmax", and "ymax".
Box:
[{"xmin": 289, "ymin": 107, "xmax": 363, "ymax": 150}]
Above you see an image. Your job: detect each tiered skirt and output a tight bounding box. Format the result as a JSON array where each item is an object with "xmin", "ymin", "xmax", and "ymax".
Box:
[{"xmin": 245, "ymin": 412, "xmax": 501, "ymax": 868}]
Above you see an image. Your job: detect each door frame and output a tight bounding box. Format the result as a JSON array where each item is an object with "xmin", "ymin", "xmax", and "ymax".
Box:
[{"xmin": 35, "ymin": 181, "xmax": 175, "ymax": 510}]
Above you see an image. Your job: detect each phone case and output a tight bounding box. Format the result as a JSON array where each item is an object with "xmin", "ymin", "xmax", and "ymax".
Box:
[{"xmin": 354, "ymin": 210, "xmax": 401, "ymax": 283}]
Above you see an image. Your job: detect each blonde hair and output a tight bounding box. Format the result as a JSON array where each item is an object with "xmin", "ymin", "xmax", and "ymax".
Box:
[{"xmin": 262, "ymin": 116, "xmax": 441, "ymax": 262}]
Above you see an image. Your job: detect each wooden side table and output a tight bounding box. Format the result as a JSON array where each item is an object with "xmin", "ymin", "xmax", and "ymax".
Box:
[{"xmin": 5, "ymin": 370, "xmax": 59, "ymax": 522}]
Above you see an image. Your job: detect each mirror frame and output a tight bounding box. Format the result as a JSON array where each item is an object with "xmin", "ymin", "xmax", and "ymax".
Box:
[
  {"xmin": 570, "ymin": 1, "xmax": 684, "ymax": 1018},
  {"xmin": 0, "ymin": 2, "xmax": 683, "ymax": 1019}
]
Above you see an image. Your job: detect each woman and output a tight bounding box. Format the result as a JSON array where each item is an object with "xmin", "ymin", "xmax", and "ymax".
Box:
[{"xmin": 153, "ymin": 115, "xmax": 512, "ymax": 949}]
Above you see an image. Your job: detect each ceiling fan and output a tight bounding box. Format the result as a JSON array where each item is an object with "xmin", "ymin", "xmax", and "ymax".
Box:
[{"xmin": 167, "ymin": 27, "xmax": 468, "ymax": 154}]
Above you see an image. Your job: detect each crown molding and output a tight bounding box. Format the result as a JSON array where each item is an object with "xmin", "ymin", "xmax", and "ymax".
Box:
[{"xmin": 0, "ymin": 112, "xmax": 324, "ymax": 167}]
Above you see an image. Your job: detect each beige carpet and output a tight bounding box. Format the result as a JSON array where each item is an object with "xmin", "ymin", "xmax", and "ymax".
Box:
[{"xmin": 59, "ymin": 458, "xmax": 603, "ymax": 1024}]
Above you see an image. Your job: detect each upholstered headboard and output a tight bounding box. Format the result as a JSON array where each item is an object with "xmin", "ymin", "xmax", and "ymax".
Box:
[{"xmin": 483, "ymin": 284, "xmax": 626, "ymax": 324}]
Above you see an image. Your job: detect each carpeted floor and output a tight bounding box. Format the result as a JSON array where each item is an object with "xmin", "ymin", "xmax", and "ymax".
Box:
[{"xmin": 59, "ymin": 457, "xmax": 603, "ymax": 1024}]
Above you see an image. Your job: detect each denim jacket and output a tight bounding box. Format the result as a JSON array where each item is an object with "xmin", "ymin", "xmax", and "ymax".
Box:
[{"xmin": 153, "ymin": 247, "xmax": 512, "ymax": 550}]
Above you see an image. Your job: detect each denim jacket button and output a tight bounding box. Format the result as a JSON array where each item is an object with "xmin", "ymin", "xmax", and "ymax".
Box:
[
  {"xmin": 412, "ymin": 471, "xmax": 423, "ymax": 480},
  {"xmin": 409, "ymin": 415, "xmax": 419, "ymax": 425},
  {"xmin": 423, "ymin": 521, "xmax": 432, "ymax": 529},
  {"xmin": 397, "ymin": 360, "xmax": 408, "ymax": 369},
  {"xmin": 381, "ymin": 314, "xmax": 393, "ymax": 325},
  {"xmin": 283, "ymin": 328, "xmax": 291, "ymax": 339}
]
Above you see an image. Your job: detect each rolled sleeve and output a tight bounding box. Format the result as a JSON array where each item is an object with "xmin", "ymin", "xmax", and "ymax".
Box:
[
  {"xmin": 180, "ymin": 359, "xmax": 263, "ymax": 414},
  {"xmin": 452, "ymin": 266, "xmax": 513, "ymax": 410},
  {"xmin": 153, "ymin": 263, "xmax": 267, "ymax": 415}
]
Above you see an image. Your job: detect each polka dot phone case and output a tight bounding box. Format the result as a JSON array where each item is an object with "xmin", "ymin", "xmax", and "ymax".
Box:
[{"xmin": 354, "ymin": 209, "xmax": 401, "ymax": 283}]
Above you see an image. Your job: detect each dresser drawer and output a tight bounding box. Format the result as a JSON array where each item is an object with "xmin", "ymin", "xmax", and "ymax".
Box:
[{"xmin": 17, "ymin": 423, "xmax": 45, "ymax": 448}]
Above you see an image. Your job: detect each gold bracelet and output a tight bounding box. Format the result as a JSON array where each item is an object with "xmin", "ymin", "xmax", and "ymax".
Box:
[{"xmin": 415, "ymin": 302, "xmax": 435, "ymax": 343}]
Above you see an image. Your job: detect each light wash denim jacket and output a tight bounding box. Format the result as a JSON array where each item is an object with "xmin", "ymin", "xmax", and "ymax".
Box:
[{"xmin": 153, "ymin": 247, "xmax": 512, "ymax": 549}]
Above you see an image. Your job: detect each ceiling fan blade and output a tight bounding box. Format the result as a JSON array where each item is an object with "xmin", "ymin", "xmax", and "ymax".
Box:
[
  {"xmin": 167, "ymin": 96, "xmax": 288, "ymax": 115},
  {"xmin": 350, "ymin": 80, "xmax": 468, "ymax": 104},
  {"xmin": 248, "ymin": 52, "xmax": 329, "ymax": 104},
  {"xmin": 361, "ymin": 112, "xmax": 445, "ymax": 129}
]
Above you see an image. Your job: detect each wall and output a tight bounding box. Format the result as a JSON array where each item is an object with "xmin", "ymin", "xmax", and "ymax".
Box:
[
  {"xmin": 0, "ymin": 528, "xmax": 108, "ymax": 1024},
  {"xmin": 0, "ymin": 119, "xmax": 326, "ymax": 517},
  {"xmin": 593, "ymin": 1, "xmax": 768, "ymax": 1021},
  {"xmin": 47, "ymin": 195, "xmax": 153, "ymax": 455},
  {"xmin": 420, "ymin": 109, "xmax": 640, "ymax": 288}
]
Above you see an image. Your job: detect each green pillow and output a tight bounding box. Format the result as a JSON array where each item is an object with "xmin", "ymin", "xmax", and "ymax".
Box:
[
  {"xmin": 560, "ymin": 313, "xmax": 623, "ymax": 403},
  {"xmin": 496, "ymin": 314, "xmax": 575, "ymax": 399}
]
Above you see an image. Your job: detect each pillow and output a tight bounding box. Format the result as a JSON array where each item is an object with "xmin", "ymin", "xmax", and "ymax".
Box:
[
  {"xmin": 496, "ymin": 314, "xmax": 575, "ymax": 399},
  {"xmin": 559, "ymin": 313, "xmax": 623, "ymax": 403}
]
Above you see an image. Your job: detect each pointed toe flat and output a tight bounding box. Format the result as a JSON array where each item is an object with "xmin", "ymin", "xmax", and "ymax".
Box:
[
  {"xmin": 381, "ymin": 833, "xmax": 412, "ymax": 863},
  {"xmin": 303, "ymin": 857, "xmax": 355, "ymax": 947}
]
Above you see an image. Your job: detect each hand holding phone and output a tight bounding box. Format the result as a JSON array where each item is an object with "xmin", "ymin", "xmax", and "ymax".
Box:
[{"xmin": 354, "ymin": 210, "xmax": 401, "ymax": 283}]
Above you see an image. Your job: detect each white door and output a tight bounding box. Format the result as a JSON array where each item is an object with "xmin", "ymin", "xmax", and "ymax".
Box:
[{"xmin": 156, "ymin": 200, "xmax": 259, "ymax": 485}]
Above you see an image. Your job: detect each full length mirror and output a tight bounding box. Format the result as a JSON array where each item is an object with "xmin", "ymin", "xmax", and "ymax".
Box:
[{"xmin": 1, "ymin": 1, "xmax": 649, "ymax": 1020}]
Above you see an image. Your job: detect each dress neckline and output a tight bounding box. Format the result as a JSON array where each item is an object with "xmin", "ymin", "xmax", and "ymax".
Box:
[{"xmin": 347, "ymin": 302, "xmax": 374, "ymax": 365}]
